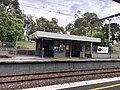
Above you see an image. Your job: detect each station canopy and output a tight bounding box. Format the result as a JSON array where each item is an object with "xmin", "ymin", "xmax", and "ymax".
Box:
[{"xmin": 29, "ymin": 31, "xmax": 101, "ymax": 43}]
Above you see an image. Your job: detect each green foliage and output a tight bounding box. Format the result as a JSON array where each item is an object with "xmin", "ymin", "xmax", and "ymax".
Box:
[
  {"xmin": 24, "ymin": 15, "xmax": 36, "ymax": 35},
  {"xmin": 0, "ymin": 9, "xmax": 24, "ymax": 42},
  {"xmin": 102, "ymin": 23, "xmax": 120, "ymax": 40},
  {"xmin": 35, "ymin": 17, "xmax": 64, "ymax": 33},
  {"xmin": 72, "ymin": 18, "xmax": 89, "ymax": 36},
  {"xmin": 92, "ymin": 30, "xmax": 105, "ymax": 42},
  {"xmin": 0, "ymin": 0, "xmax": 20, "ymax": 13},
  {"xmin": 66, "ymin": 12, "xmax": 103, "ymax": 36},
  {"xmin": 0, "ymin": 0, "xmax": 23, "ymax": 19}
]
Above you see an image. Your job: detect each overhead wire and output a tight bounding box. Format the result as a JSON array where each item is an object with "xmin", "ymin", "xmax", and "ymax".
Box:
[
  {"xmin": 38, "ymin": 0, "xmax": 67, "ymax": 7},
  {"xmin": 20, "ymin": 4, "xmax": 74, "ymax": 17},
  {"xmin": 21, "ymin": 2, "xmax": 69, "ymax": 12}
]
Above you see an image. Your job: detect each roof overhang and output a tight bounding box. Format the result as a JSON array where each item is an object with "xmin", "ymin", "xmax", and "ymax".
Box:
[{"xmin": 29, "ymin": 31, "xmax": 101, "ymax": 43}]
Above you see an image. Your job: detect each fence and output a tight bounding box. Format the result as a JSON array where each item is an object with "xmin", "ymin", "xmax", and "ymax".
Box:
[
  {"xmin": 0, "ymin": 42, "xmax": 36, "ymax": 57},
  {"xmin": 16, "ymin": 42, "xmax": 35, "ymax": 55},
  {"xmin": 0, "ymin": 42, "xmax": 16, "ymax": 57},
  {"xmin": 92, "ymin": 43, "xmax": 120, "ymax": 58},
  {"xmin": 0, "ymin": 42, "xmax": 120, "ymax": 58}
]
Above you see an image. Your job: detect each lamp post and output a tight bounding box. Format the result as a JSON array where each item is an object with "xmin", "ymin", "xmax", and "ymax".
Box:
[
  {"xmin": 108, "ymin": 19, "xmax": 112, "ymax": 42},
  {"xmin": 90, "ymin": 21, "xmax": 93, "ymax": 58}
]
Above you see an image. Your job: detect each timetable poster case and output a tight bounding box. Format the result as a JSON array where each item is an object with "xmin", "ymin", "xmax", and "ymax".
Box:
[{"xmin": 97, "ymin": 46, "xmax": 109, "ymax": 54}]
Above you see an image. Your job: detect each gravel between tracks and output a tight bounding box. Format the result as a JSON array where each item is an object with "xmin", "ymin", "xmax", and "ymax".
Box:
[
  {"xmin": 0, "ymin": 69, "xmax": 119, "ymax": 83},
  {"xmin": 0, "ymin": 69, "xmax": 120, "ymax": 90}
]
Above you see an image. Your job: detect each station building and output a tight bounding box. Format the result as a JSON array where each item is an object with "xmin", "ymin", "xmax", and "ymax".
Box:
[{"xmin": 29, "ymin": 31, "xmax": 101, "ymax": 58}]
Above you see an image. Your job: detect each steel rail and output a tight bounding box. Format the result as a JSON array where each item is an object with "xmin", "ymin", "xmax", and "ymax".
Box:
[
  {"xmin": 0, "ymin": 68, "xmax": 120, "ymax": 84},
  {"xmin": 0, "ymin": 67, "xmax": 119, "ymax": 78}
]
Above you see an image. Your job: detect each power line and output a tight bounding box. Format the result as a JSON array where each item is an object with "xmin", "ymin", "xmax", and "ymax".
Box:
[
  {"xmin": 21, "ymin": 3, "xmax": 69, "ymax": 12},
  {"xmin": 20, "ymin": 4, "xmax": 74, "ymax": 17},
  {"xmin": 39, "ymin": 0, "xmax": 67, "ymax": 7}
]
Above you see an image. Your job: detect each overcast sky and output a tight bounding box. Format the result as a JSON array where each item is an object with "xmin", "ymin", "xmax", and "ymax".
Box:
[{"xmin": 19, "ymin": 0, "xmax": 120, "ymax": 26}]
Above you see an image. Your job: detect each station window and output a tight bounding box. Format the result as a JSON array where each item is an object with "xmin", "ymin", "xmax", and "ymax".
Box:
[{"xmin": 54, "ymin": 42, "xmax": 65, "ymax": 53}]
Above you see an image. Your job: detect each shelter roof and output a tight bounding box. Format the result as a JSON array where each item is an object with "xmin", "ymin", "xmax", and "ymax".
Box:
[{"xmin": 29, "ymin": 31, "xmax": 101, "ymax": 43}]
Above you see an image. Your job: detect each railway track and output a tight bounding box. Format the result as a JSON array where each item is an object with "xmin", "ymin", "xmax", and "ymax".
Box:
[{"xmin": 0, "ymin": 68, "xmax": 120, "ymax": 85}]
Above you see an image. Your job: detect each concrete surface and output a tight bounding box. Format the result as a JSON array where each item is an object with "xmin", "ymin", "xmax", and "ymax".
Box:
[
  {"xmin": 23, "ymin": 77, "xmax": 120, "ymax": 90},
  {"xmin": 0, "ymin": 55, "xmax": 120, "ymax": 63}
]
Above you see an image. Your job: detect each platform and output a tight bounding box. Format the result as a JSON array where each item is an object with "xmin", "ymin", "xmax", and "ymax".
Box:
[
  {"xmin": 0, "ymin": 56, "xmax": 120, "ymax": 74},
  {"xmin": 23, "ymin": 77, "xmax": 120, "ymax": 90},
  {"xmin": 0, "ymin": 55, "xmax": 120, "ymax": 63}
]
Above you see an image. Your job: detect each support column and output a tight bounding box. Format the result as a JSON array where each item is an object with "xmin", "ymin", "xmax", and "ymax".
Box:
[
  {"xmin": 53, "ymin": 39, "xmax": 55, "ymax": 58},
  {"xmin": 82, "ymin": 45, "xmax": 85, "ymax": 58},
  {"xmin": 90, "ymin": 42, "xmax": 93, "ymax": 58},
  {"xmin": 41, "ymin": 38, "xmax": 44, "ymax": 58},
  {"xmin": 70, "ymin": 41, "xmax": 72, "ymax": 58},
  {"xmin": 35, "ymin": 39, "xmax": 41, "ymax": 56},
  {"xmin": 80, "ymin": 44, "xmax": 85, "ymax": 58}
]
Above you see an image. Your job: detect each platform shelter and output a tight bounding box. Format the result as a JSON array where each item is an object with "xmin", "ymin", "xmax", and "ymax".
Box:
[{"xmin": 29, "ymin": 31, "xmax": 101, "ymax": 58}]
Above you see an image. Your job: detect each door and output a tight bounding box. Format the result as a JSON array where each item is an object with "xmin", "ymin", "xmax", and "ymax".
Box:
[
  {"xmin": 43, "ymin": 40, "xmax": 54, "ymax": 57},
  {"xmin": 65, "ymin": 44, "xmax": 70, "ymax": 57}
]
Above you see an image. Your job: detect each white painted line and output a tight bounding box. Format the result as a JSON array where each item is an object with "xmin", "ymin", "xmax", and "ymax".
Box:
[{"xmin": 22, "ymin": 77, "xmax": 120, "ymax": 90}]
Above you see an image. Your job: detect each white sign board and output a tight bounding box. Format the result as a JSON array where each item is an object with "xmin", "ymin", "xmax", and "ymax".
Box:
[{"xmin": 97, "ymin": 46, "xmax": 109, "ymax": 54}]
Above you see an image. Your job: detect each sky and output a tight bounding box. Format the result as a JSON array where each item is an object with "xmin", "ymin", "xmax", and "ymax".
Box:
[{"xmin": 19, "ymin": 0, "xmax": 120, "ymax": 26}]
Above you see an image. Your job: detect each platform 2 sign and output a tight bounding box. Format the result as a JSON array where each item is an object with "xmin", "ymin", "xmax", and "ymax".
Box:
[{"xmin": 97, "ymin": 46, "xmax": 109, "ymax": 54}]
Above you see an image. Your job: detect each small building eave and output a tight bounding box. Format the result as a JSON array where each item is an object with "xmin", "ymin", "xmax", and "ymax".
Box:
[{"xmin": 29, "ymin": 31, "xmax": 101, "ymax": 43}]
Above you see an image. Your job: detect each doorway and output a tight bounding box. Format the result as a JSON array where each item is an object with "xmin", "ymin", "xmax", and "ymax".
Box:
[
  {"xmin": 65, "ymin": 44, "xmax": 70, "ymax": 57},
  {"xmin": 43, "ymin": 40, "xmax": 54, "ymax": 57},
  {"xmin": 71, "ymin": 42, "xmax": 80, "ymax": 57}
]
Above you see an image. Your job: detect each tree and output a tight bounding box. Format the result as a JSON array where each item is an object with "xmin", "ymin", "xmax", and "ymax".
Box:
[
  {"xmin": 36, "ymin": 17, "xmax": 49, "ymax": 31},
  {"xmin": 0, "ymin": 0, "xmax": 20, "ymax": 14},
  {"xmin": 24, "ymin": 15, "xmax": 36, "ymax": 40},
  {"xmin": 72, "ymin": 18, "xmax": 89, "ymax": 36},
  {"xmin": 35, "ymin": 17, "xmax": 64, "ymax": 33},
  {"xmin": 92, "ymin": 30, "xmax": 105, "ymax": 43},
  {"xmin": 50, "ymin": 18, "xmax": 64, "ymax": 33},
  {"xmin": 0, "ymin": 9, "xmax": 24, "ymax": 42},
  {"xmin": 65, "ymin": 23, "xmax": 74, "ymax": 34},
  {"xmin": 65, "ymin": 12, "xmax": 103, "ymax": 36},
  {"xmin": 0, "ymin": 0, "xmax": 23, "ymax": 19},
  {"xmin": 102, "ymin": 23, "xmax": 120, "ymax": 41}
]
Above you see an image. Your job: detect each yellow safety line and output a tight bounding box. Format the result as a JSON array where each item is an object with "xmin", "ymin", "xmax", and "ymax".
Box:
[{"xmin": 90, "ymin": 83, "xmax": 120, "ymax": 90}]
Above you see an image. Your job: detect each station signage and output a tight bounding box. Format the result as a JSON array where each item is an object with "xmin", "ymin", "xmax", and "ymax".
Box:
[{"xmin": 97, "ymin": 46, "xmax": 109, "ymax": 54}]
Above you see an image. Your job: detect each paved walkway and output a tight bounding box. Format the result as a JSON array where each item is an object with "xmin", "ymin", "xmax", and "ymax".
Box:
[{"xmin": 0, "ymin": 55, "xmax": 120, "ymax": 63}]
